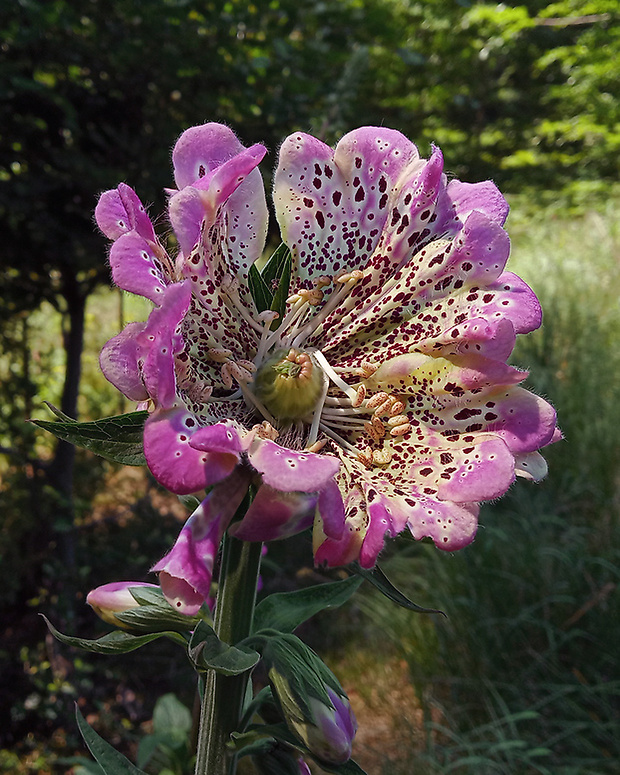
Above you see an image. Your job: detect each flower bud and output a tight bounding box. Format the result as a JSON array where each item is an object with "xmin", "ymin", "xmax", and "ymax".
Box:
[
  {"xmin": 86, "ymin": 581, "xmax": 158, "ymax": 627},
  {"xmin": 264, "ymin": 634, "xmax": 357, "ymax": 764}
]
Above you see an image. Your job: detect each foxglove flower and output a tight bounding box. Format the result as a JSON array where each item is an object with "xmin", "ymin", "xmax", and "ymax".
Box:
[
  {"xmin": 86, "ymin": 581, "xmax": 159, "ymax": 627},
  {"xmin": 96, "ymin": 123, "xmax": 557, "ymax": 608}
]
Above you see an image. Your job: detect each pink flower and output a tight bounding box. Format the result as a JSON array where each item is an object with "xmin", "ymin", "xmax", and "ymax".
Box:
[
  {"xmin": 86, "ymin": 581, "xmax": 158, "ymax": 627},
  {"xmin": 95, "ymin": 123, "xmax": 558, "ymax": 609}
]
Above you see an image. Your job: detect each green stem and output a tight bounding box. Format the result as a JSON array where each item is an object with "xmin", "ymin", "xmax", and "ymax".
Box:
[{"xmin": 194, "ymin": 535, "xmax": 263, "ymax": 775}]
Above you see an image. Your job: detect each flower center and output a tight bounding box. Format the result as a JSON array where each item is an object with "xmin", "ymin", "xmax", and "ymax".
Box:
[{"xmin": 253, "ymin": 348, "xmax": 326, "ymax": 422}]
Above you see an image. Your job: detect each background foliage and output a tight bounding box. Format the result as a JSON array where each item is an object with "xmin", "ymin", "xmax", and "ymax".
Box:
[{"xmin": 1, "ymin": 0, "xmax": 618, "ymax": 772}]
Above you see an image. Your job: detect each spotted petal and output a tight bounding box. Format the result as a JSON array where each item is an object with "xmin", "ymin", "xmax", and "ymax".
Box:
[
  {"xmin": 99, "ymin": 322, "xmax": 148, "ymax": 402},
  {"xmin": 246, "ymin": 436, "xmax": 340, "ymax": 492},
  {"xmin": 229, "ymin": 485, "xmax": 317, "ymax": 542},
  {"xmin": 95, "ymin": 183, "xmax": 156, "ymax": 242}
]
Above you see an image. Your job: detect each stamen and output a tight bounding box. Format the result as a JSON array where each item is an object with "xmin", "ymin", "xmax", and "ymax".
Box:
[
  {"xmin": 209, "ymin": 347, "xmax": 233, "ymax": 363},
  {"xmin": 291, "ymin": 270, "xmax": 364, "ymax": 349},
  {"xmin": 353, "ymin": 384, "xmax": 366, "ymax": 407},
  {"xmin": 372, "ymin": 448, "xmax": 393, "ymax": 466},
  {"xmin": 238, "ymin": 382, "xmax": 278, "ymax": 426},
  {"xmin": 357, "ymin": 447, "xmax": 373, "ymax": 467},
  {"xmin": 387, "ymin": 414, "xmax": 409, "ymax": 427},
  {"xmin": 366, "ymin": 391, "xmax": 390, "ymax": 409},
  {"xmin": 312, "ymin": 350, "xmax": 358, "ymax": 404},
  {"xmin": 220, "ymin": 275, "xmax": 264, "ymax": 334},
  {"xmin": 307, "ymin": 438, "xmax": 328, "ymax": 453},
  {"xmin": 306, "ymin": 367, "xmax": 330, "ymax": 448}
]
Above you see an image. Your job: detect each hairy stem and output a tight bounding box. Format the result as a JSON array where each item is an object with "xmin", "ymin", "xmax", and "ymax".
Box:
[{"xmin": 194, "ymin": 535, "xmax": 263, "ymax": 775}]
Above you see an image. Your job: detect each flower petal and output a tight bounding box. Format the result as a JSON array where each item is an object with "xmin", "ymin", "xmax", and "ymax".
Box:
[
  {"xmin": 109, "ymin": 231, "xmax": 168, "ymax": 303},
  {"xmin": 144, "ymin": 406, "xmax": 240, "ymax": 494},
  {"xmin": 152, "ymin": 475, "xmax": 249, "ymax": 613},
  {"xmin": 274, "ymin": 127, "xmax": 423, "ymax": 287},
  {"xmin": 229, "ymin": 484, "xmax": 317, "ymax": 541},
  {"xmin": 95, "ymin": 183, "xmax": 156, "ymax": 242},
  {"xmin": 246, "ymin": 436, "xmax": 340, "ymax": 492},
  {"xmin": 99, "ymin": 322, "xmax": 148, "ymax": 402}
]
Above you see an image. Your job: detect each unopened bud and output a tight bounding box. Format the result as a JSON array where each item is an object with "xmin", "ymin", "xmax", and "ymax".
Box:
[{"xmin": 86, "ymin": 581, "xmax": 158, "ymax": 628}]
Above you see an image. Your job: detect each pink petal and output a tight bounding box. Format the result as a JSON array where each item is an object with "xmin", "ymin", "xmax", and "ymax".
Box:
[
  {"xmin": 109, "ymin": 231, "xmax": 168, "ymax": 303},
  {"xmin": 152, "ymin": 477, "xmax": 249, "ymax": 613},
  {"xmin": 95, "ymin": 183, "xmax": 156, "ymax": 242},
  {"xmin": 246, "ymin": 436, "xmax": 340, "ymax": 492},
  {"xmin": 144, "ymin": 407, "xmax": 240, "ymax": 495},
  {"xmin": 99, "ymin": 322, "xmax": 148, "ymax": 402},
  {"xmin": 229, "ymin": 484, "xmax": 317, "ymax": 542}
]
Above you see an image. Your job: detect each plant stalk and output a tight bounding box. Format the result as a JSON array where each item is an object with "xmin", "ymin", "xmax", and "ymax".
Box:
[{"xmin": 194, "ymin": 535, "xmax": 263, "ymax": 775}]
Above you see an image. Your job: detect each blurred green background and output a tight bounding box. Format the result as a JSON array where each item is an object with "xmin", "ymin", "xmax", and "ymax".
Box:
[{"xmin": 1, "ymin": 1, "xmax": 618, "ymax": 773}]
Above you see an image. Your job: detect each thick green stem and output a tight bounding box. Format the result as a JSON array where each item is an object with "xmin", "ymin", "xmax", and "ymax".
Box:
[{"xmin": 194, "ymin": 536, "xmax": 263, "ymax": 775}]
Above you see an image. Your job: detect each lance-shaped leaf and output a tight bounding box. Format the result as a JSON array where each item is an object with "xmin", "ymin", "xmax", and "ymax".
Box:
[
  {"xmin": 30, "ymin": 407, "xmax": 148, "ymax": 465},
  {"xmin": 189, "ymin": 620, "xmax": 260, "ymax": 676},
  {"xmin": 76, "ymin": 706, "xmax": 147, "ymax": 775},
  {"xmin": 43, "ymin": 616, "xmax": 186, "ymax": 653},
  {"xmin": 351, "ymin": 564, "xmax": 445, "ymax": 616},
  {"xmin": 253, "ymin": 575, "xmax": 362, "ymax": 635}
]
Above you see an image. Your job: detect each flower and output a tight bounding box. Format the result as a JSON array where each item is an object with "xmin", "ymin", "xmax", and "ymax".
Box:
[
  {"xmin": 86, "ymin": 581, "xmax": 159, "ymax": 627},
  {"xmin": 96, "ymin": 123, "xmax": 557, "ymax": 607}
]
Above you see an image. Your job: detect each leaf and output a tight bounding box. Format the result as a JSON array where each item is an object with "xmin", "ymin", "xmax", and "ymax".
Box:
[
  {"xmin": 267, "ymin": 245, "xmax": 292, "ymax": 329},
  {"xmin": 189, "ymin": 621, "xmax": 260, "ymax": 676},
  {"xmin": 43, "ymin": 616, "xmax": 186, "ymax": 654},
  {"xmin": 249, "ymin": 263, "xmax": 274, "ymax": 313},
  {"xmin": 114, "ymin": 605, "xmax": 199, "ymax": 634},
  {"xmin": 152, "ymin": 693, "xmax": 192, "ymax": 736},
  {"xmin": 351, "ymin": 564, "xmax": 445, "ymax": 616},
  {"xmin": 76, "ymin": 706, "xmax": 147, "ymax": 775},
  {"xmin": 30, "ymin": 407, "xmax": 148, "ymax": 465},
  {"xmin": 253, "ymin": 576, "xmax": 362, "ymax": 634}
]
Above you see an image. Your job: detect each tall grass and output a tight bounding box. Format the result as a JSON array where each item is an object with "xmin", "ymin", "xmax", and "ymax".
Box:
[{"xmin": 348, "ymin": 201, "xmax": 620, "ymax": 774}]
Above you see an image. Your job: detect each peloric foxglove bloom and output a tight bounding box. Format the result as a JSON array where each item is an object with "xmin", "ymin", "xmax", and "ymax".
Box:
[{"xmin": 96, "ymin": 123, "xmax": 557, "ymax": 611}]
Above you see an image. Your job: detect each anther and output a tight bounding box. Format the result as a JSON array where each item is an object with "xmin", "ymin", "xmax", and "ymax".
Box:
[
  {"xmin": 252, "ymin": 421, "xmax": 279, "ymax": 441},
  {"xmin": 371, "ymin": 415, "xmax": 386, "ymax": 437},
  {"xmin": 221, "ymin": 362, "xmax": 233, "ymax": 389},
  {"xmin": 314, "ymin": 276, "xmax": 332, "ymax": 288},
  {"xmin": 209, "ymin": 347, "xmax": 233, "ymax": 362},
  {"xmin": 366, "ymin": 391, "xmax": 389, "ymax": 409},
  {"xmin": 359, "ymin": 360, "xmax": 378, "ymax": 378},
  {"xmin": 373, "ymin": 398, "xmax": 394, "ymax": 417},
  {"xmin": 372, "ymin": 448, "xmax": 393, "ymax": 466},
  {"xmin": 363, "ymin": 421, "xmax": 382, "ymax": 442},
  {"xmin": 389, "ymin": 400, "xmax": 405, "ymax": 416},
  {"xmin": 258, "ymin": 310, "xmax": 280, "ymax": 324},
  {"xmin": 352, "ymin": 384, "xmax": 366, "ymax": 407},
  {"xmin": 390, "ymin": 423, "xmax": 411, "ymax": 437},
  {"xmin": 307, "ymin": 438, "xmax": 328, "ymax": 453},
  {"xmin": 387, "ymin": 414, "xmax": 409, "ymax": 427},
  {"xmin": 357, "ymin": 446, "xmax": 374, "ymax": 467}
]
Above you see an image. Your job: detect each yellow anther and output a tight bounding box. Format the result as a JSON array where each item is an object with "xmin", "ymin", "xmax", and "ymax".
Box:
[
  {"xmin": 252, "ymin": 421, "xmax": 279, "ymax": 441},
  {"xmin": 387, "ymin": 414, "xmax": 409, "ymax": 427},
  {"xmin": 390, "ymin": 423, "xmax": 412, "ymax": 437},
  {"xmin": 359, "ymin": 360, "xmax": 378, "ymax": 378},
  {"xmin": 357, "ymin": 446, "xmax": 374, "ymax": 467},
  {"xmin": 352, "ymin": 384, "xmax": 366, "ymax": 408},
  {"xmin": 366, "ymin": 391, "xmax": 389, "ymax": 409},
  {"xmin": 389, "ymin": 400, "xmax": 405, "ymax": 416},
  {"xmin": 221, "ymin": 362, "xmax": 233, "ymax": 389},
  {"xmin": 372, "ymin": 448, "xmax": 393, "ymax": 466},
  {"xmin": 371, "ymin": 416, "xmax": 386, "ymax": 438},
  {"xmin": 307, "ymin": 438, "xmax": 328, "ymax": 453},
  {"xmin": 209, "ymin": 347, "xmax": 233, "ymax": 362}
]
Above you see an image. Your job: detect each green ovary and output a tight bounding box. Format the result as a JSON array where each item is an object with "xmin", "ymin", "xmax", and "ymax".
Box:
[{"xmin": 253, "ymin": 348, "xmax": 325, "ymax": 422}]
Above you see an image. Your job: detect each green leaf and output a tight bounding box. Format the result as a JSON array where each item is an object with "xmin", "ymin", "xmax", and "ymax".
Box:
[
  {"xmin": 351, "ymin": 563, "xmax": 445, "ymax": 616},
  {"xmin": 114, "ymin": 605, "xmax": 199, "ymax": 634},
  {"xmin": 152, "ymin": 693, "xmax": 192, "ymax": 736},
  {"xmin": 267, "ymin": 245, "xmax": 292, "ymax": 329},
  {"xmin": 43, "ymin": 616, "xmax": 186, "ymax": 653},
  {"xmin": 249, "ymin": 263, "xmax": 274, "ymax": 313},
  {"xmin": 76, "ymin": 706, "xmax": 147, "ymax": 775},
  {"xmin": 253, "ymin": 575, "xmax": 362, "ymax": 634},
  {"xmin": 30, "ymin": 407, "xmax": 148, "ymax": 465},
  {"xmin": 189, "ymin": 621, "xmax": 260, "ymax": 676}
]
